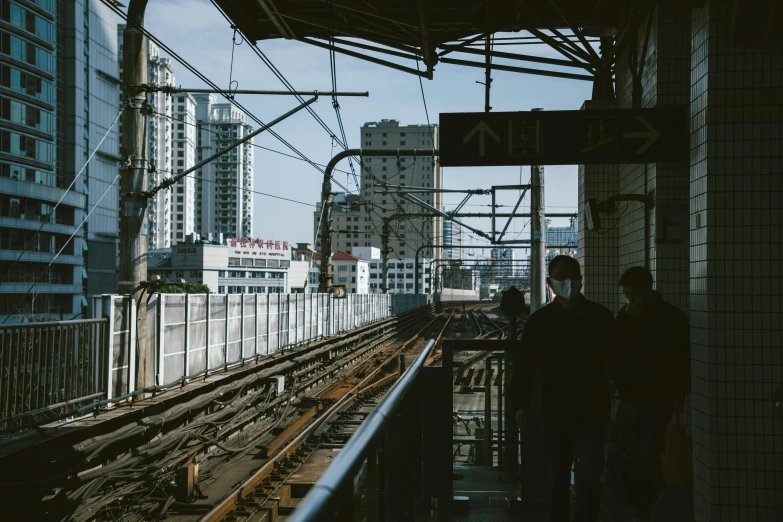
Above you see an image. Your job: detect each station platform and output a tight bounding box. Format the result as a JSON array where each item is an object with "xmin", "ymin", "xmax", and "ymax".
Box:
[{"xmin": 451, "ymin": 464, "xmax": 694, "ymax": 522}]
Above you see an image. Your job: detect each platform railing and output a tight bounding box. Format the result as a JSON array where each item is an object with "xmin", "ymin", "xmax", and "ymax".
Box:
[
  {"xmin": 288, "ymin": 339, "xmax": 438, "ymax": 522},
  {"xmin": 0, "ymin": 318, "xmax": 108, "ymax": 431}
]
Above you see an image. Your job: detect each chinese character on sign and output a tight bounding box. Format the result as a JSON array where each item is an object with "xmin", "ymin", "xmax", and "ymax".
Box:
[
  {"xmin": 249, "ymin": 238, "xmax": 256, "ymax": 247},
  {"xmin": 283, "ymin": 241, "xmax": 289, "ymax": 250},
  {"xmin": 266, "ymin": 240, "xmax": 273, "ymax": 249},
  {"xmin": 240, "ymin": 238, "xmax": 248, "ymax": 248},
  {"xmin": 275, "ymin": 241, "xmax": 281, "ymax": 250},
  {"xmin": 257, "ymin": 239, "xmax": 264, "ymax": 248},
  {"xmin": 230, "ymin": 238, "xmax": 237, "ymax": 247}
]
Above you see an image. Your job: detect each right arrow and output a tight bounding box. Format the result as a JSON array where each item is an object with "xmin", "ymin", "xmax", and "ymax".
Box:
[
  {"xmin": 462, "ymin": 120, "xmax": 500, "ymax": 157},
  {"xmin": 622, "ymin": 115, "xmax": 661, "ymax": 154}
]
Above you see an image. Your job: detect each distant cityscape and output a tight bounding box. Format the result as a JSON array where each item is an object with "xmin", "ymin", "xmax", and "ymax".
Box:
[{"xmin": 0, "ymin": 1, "xmax": 576, "ymax": 323}]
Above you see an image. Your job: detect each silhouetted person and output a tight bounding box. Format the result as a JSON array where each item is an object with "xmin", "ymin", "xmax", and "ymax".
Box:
[
  {"xmin": 513, "ymin": 255, "xmax": 635, "ymax": 522},
  {"xmin": 616, "ymin": 267, "xmax": 690, "ymax": 522}
]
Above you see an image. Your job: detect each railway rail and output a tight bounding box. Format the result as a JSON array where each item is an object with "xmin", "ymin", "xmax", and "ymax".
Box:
[
  {"xmin": 0, "ymin": 303, "xmax": 458, "ymax": 522},
  {"xmin": 196, "ymin": 312, "xmax": 454, "ymax": 522}
]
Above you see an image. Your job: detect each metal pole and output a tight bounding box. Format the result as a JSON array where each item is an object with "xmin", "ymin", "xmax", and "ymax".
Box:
[
  {"xmin": 119, "ymin": 0, "xmax": 150, "ymax": 390},
  {"xmin": 317, "ymin": 148, "xmax": 440, "ymax": 294},
  {"xmin": 497, "ymin": 357, "xmax": 503, "ymax": 467},
  {"xmin": 504, "ymin": 315, "xmax": 518, "ymax": 477},
  {"xmin": 318, "ymin": 184, "xmax": 333, "ymax": 293},
  {"xmin": 530, "ymin": 108, "xmax": 546, "ymax": 313},
  {"xmin": 398, "ymin": 353, "xmax": 406, "ymax": 376},
  {"xmin": 484, "ymin": 356, "xmax": 493, "ymax": 466},
  {"xmin": 381, "ymin": 219, "xmax": 390, "ymax": 294},
  {"xmin": 152, "ymin": 87, "xmax": 369, "ymax": 97}
]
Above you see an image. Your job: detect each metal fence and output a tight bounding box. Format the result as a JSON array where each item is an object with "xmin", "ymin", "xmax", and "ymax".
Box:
[
  {"xmin": 93, "ymin": 293, "xmax": 429, "ymax": 402},
  {"xmin": 0, "ymin": 319, "xmax": 107, "ymax": 431}
]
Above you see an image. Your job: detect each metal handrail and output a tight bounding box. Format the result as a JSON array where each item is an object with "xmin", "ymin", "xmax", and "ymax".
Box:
[
  {"xmin": 0, "ymin": 318, "xmax": 107, "ymax": 330},
  {"xmin": 288, "ymin": 339, "xmax": 436, "ymax": 522}
]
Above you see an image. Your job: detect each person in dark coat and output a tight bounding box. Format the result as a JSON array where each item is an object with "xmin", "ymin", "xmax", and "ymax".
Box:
[
  {"xmin": 616, "ymin": 266, "xmax": 691, "ymax": 522},
  {"xmin": 513, "ymin": 255, "xmax": 637, "ymax": 522}
]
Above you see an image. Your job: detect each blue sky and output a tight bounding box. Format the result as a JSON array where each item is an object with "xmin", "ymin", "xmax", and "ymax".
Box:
[{"xmin": 144, "ymin": 0, "xmax": 593, "ymax": 246}]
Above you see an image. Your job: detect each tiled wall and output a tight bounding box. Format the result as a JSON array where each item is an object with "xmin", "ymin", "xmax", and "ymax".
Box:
[
  {"xmin": 614, "ymin": 5, "xmax": 695, "ymax": 436},
  {"xmin": 578, "ymin": 99, "xmax": 621, "ymax": 314},
  {"xmin": 690, "ymin": 1, "xmax": 783, "ymax": 520}
]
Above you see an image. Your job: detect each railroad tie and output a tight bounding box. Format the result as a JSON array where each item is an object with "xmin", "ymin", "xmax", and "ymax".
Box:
[
  {"xmin": 458, "ymin": 368, "xmax": 475, "ymax": 387},
  {"xmin": 453, "ymin": 366, "xmax": 466, "ymax": 386},
  {"xmin": 473, "ymin": 368, "xmax": 485, "ymax": 388}
]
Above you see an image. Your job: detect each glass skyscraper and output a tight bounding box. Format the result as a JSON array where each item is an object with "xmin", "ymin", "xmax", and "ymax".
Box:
[{"xmin": 0, "ymin": 0, "xmax": 120, "ymax": 322}]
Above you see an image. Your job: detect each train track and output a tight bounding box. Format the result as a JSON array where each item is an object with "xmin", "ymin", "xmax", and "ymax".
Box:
[
  {"xmin": 0, "ymin": 304, "xmax": 457, "ymax": 521},
  {"xmin": 193, "ymin": 313, "xmax": 454, "ymax": 522}
]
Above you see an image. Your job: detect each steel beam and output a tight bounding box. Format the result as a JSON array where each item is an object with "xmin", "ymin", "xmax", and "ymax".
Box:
[{"xmin": 440, "ymin": 56, "xmax": 594, "ymax": 81}]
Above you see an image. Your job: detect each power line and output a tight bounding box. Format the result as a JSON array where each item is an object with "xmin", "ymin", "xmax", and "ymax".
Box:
[
  {"xmin": 150, "ymin": 110, "xmax": 355, "ymax": 178},
  {"xmin": 208, "ymin": 0, "xmax": 349, "ymax": 151},
  {"xmin": 105, "ymin": 1, "xmax": 327, "ymax": 177},
  {"xmin": 156, "ymin": 167, "xmax": 315, "ymax": 208}
]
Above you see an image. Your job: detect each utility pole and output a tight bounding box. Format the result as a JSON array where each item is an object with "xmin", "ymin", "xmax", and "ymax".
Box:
[
  {"xmin": 119, "ymin": 0, "xmax": 151, "ymax": 390},
  {"xmin": 530, "ymin": 108, "xmax": 546, "ymax": 313},
  {"xmin": 381, "ymin": 218, "xmax": 390, "ymax": 294}
]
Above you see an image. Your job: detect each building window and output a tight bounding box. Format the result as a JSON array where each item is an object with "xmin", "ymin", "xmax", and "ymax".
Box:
[{"xmin": 338, "ymin": 265, "xmax": 347, "ymax": 271}]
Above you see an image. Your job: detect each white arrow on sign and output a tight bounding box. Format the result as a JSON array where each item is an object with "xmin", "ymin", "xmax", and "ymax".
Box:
[
  {"xmin": 462, "ymin": 120, "xmax": 500, "ymax": 157},
  {"xmin": 622, "ymin": 116, "xmax": 661, "ymax": 154}
]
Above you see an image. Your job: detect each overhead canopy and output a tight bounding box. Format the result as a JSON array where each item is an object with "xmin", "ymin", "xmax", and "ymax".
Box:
[{"xmin": 212, "ymin": 0, "xmax": 704, "ymax": 82}]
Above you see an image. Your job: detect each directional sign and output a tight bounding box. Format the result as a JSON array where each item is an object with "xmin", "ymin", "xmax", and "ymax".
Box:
[{"xmin": 439, "ymin": 106, "xmax": 688, "ymax": 167}]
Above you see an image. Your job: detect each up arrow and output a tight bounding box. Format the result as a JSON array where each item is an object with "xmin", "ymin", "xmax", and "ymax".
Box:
[
  {"xmin": 462, "ymin": 120, "xmax": 500, "ymax": 157},
  {"xmin": 622, "ymin": 116, "xmax": 661, "ymax": 154}
]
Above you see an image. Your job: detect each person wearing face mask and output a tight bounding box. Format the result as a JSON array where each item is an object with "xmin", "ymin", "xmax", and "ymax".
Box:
[
  {"xmin": 616, "ymin": 267, "xmax": 690, "ymax": 522},
  {"xmin": 511, "ymin": 255, "xmax": 637, "ymax": 522}
]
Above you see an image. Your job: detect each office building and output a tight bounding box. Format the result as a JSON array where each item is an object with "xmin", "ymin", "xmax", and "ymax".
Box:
[
  {"xmin": 351, "ymin": 246, "xmax": 431, "ymax": 294},
  {"xmin": 330, "ymin": 251, "xmax": 369, "ymax": 294},
  {"xmin": 546, "ymin": 217, "xmax": 577, "ymax": 248},
  {"xmin": 1, "ymin": 0, "xmax": 121, "ymax": 322},
  {"xmin": 443, "ymin": 219, "xmax": 462, "ymax": 260},
  {"xmin": 490, "ymin": 247, "xmax": 518, "ymax": 278},
  {"xmin": 194, "ymin": 94, "xmax": 254, "ymax": 239},
  {"xmin": 313, "ymin": 192, "xmax": 361, "ymax": 252},
  {"xmin": 148, "ymin": 236, "xmax": 300, "ymax": 294},
  {"xmin": 358, "ymin": 119, "xmax": 441, "ymax": 259}
]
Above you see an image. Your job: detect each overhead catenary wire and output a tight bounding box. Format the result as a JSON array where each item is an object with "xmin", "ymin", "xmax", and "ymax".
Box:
[
  {"xmin": 207, "ymin": 1, "xmax": 441, "ymax": 256},
  {"xmin": 104, "ymin": 1, "xmax": 327, "ymax": 177},
  {"xmin": 144, "ymin": 96, "xmax": 318, "ymax": 197},
  {"xmin": 151, "ymin": 109, "xmax": 356, "ymax": 178},
  {"xmin": 156, "ymin": 168, "xmax": 315, "ymax": 208}
]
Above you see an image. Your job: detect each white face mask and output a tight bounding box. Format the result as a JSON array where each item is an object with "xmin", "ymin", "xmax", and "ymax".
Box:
[{"xmin": 550, "ymin": 278, "xmax": 582, "ymax": 301}]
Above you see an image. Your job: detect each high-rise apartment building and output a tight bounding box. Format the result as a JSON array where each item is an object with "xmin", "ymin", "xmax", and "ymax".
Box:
[
  {"xmin": 142, "ymin": 39, "xmax": 173, "ymax": 249},
  {"xmin": 0, "ymin": 0, "xmax": 120, "ymax": 322},
  {"xmin": 313, "ymin": 192, "xmax": 361, "ymax": 252},
  {"xmin": 194, "ymin": 94, "xmax": 253, "ymax": 238},
  {"xmin": 443, "ymin": 219, "xmax": 462, "ymax": 260},
  {"xmin": 358, "ymin": 119, "xmax": 441, "ymax": 260},
  {"xmin": 490, "ymin": 247, "xmax": 518, "ymax": 278},
  {"xmin": 118, "ymin": 26, "xmax": 197, "ymax": 249},
  {"xmin": 170, "ymin": 92, "xmax": 196, "ymax": 243}
]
